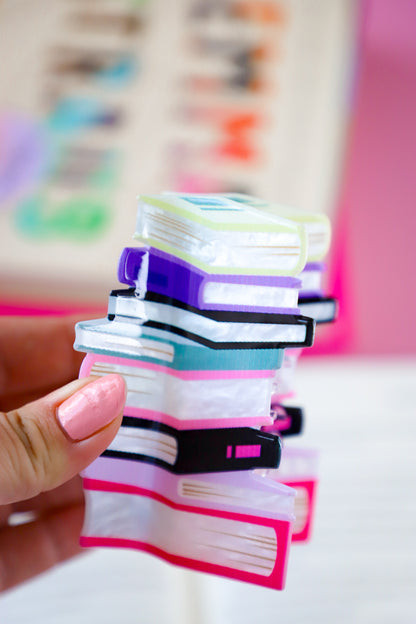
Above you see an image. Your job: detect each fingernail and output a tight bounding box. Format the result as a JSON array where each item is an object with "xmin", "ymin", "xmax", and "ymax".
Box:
[{"xmin": 57, "ymin": 374, "xmax": 126, "ymax": 441}]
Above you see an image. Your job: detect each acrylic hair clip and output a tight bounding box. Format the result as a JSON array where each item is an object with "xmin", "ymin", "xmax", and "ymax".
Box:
[
  {"xmin": 221, "ymin": 193, "xmax": 331, "ymax": 262},
  {"xmin": 134, "ymin": 193, "xmax": 307, "ymax": 276},
  {"xmin": 263, "ymin": 404, "xmax": 303, "ymax": 437},
  {"xmin": 298, "ymin": 296, "xmax": 337, "ymax": 324},
  {"xmin": 73, "ymin": 189, "xmax": 337, "ymax": 589},
  {"xmin": 297, "ymin": 261, "xmax": 338, "ymax": 323},
  {"xmin": 259, "ymin": 446, "xmax": 319, "ymax": 542},
  {"xmin": 83, "ymin": 455, "xmax": 295, "ymax": 519},
  {"xmin": 298, "ymin": 262, "xmax": 327, "ymax": 297},
  {"xmin": 107, "ymin": 288, "xmax": 315, "ymax": 350},
  {"xmin": 75, "ymin": 318, "xmax": 284, "ymax": 372},
  {"xmin": 271, "ymin": 348, "xmax": 302, "ymax": 402},
  {"xmin": 103, "ymin": 416, "xmax": 282, "ymax": 473},
  {"xmin": 118, "ymin": 246, "xmax": 301, "ymax": 314},
  {"xmin": 79, "ymin": 352, "xmax": 276, "ymax": 429},
  {"xmin": 81, "ymin": 460, "xmax": 295, "ymax": 589}
]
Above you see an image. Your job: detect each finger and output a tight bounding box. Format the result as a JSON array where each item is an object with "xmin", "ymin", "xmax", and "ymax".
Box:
[
  {"xmin": 0, "ymin": 477, "xmax": 84, "ymax": 529},
  {"xmin": 0, "ymin": 385, "xmax": 76, "ymax": 415},
  {"xmin": 0, "ymin": 502, "xmax": 84, "ymax": 593},
  {"xmin": 0, "ymin": 315, "xmax": 86, "ymax": 403},
  {"xmin": 11, "ymin": 475, "xmax": 84, "ymax": 515},
  {"xmin": 0, "ymin": 505, "xmax": 11, "ymax": 529},
  {"xmin": 0, "ymin": 374, "xmax": 126, "ymax": 505}
]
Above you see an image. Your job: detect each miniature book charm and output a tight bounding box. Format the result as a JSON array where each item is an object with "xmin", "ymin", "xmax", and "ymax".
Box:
[{"xmin": 75, "ymin": 192, "xmax": 336, "ymax": 589}]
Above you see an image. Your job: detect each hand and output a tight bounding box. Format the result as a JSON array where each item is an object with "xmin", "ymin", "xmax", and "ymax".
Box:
[{"xmin": 0, "ymin": 316, "xmax": 126, "ymax": 592}]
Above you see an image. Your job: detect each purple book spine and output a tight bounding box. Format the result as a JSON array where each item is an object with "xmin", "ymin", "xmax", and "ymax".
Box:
[{"xmin": 118, "ymin": 247, "xmax": 301, "ymax": 313}]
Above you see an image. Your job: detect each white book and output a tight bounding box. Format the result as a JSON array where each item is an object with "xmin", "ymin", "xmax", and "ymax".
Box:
[
  {"xmin": 134, "ymin": 193, "xmax": 307, "ymax": 276},
  {"xmin": 221, "ymin": 193, "xmax": 331, "ymax": 262},
  {"xmin": 108, "ymin": 290, "xmax": 315, "ymax": 350}
]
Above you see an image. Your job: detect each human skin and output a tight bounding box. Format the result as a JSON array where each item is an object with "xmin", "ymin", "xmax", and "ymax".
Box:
[{"xmin": 0, "ymin": 316, "xmax": 126, "ymax": 592}]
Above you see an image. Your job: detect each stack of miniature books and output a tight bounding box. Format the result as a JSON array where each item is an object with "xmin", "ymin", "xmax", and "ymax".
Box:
[{"xmin": 75, "ymin": 192, "xmax": 335, "ymax": 589}]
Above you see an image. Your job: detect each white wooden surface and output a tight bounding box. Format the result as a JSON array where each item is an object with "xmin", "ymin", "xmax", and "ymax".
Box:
[{"xmin": 1, "ymin": 357, "xmax": 416, "ymax": 623}]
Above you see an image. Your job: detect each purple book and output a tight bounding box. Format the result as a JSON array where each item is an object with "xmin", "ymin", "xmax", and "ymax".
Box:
[{"xmin": 118, "ymin": 247, "xmax": 301, "ymax": 314}]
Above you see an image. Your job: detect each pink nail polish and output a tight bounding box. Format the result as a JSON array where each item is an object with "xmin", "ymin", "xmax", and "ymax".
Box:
[{"xmin": 57, "ymin": 374, "xmax": 126, "ymax": 441}]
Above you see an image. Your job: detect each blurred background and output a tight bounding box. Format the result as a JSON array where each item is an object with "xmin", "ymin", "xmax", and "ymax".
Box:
[{"xmin": 1, "ymin": 0, "xmax": 415, "ymax": 622}]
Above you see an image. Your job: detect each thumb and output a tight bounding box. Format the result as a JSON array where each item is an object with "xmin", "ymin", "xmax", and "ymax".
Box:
[{"xmin": 0, "ymin": 374, "xmax": 126, "ymax": 505}]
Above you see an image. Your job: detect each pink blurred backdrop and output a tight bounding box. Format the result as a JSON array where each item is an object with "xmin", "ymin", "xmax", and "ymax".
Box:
[{"xmin": 331, "ymin": 0, "xmax": 416, "ymax": 355}]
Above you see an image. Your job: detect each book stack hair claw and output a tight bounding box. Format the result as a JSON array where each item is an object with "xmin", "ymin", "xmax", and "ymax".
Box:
[{"xmin": 75, "ymin": 192, "xmax": 337, "ymax": 590}]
